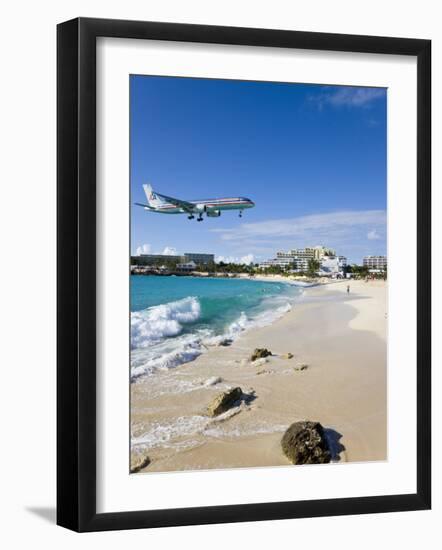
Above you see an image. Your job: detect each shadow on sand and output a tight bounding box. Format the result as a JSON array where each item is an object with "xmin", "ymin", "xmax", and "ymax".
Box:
[{"xmin": 324, "ymin": 428, "xmax": 346, "ymax": 461}]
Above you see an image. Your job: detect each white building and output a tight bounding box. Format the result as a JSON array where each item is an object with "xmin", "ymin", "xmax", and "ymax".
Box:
[
  {"xmin": 258, "ymin": 257, "xmax": 293, "ymax": 269},
  {"xmin": 176, "ymin": 261, "xmax": 197, "ymax": 272},
  {"xmin": 259, "ymin": 246, "xmax": 338, "ymax": 271},
  {"xmin": 319, "ymin": 255, "xmax": 347, "ymax": 277},
  {"xmin": 183, "ymin": 252, "xmax": 214, "ymax": 265},
  {"xmin": 363, "ymin": 256, "xmax": 387, "ymax": 270}
]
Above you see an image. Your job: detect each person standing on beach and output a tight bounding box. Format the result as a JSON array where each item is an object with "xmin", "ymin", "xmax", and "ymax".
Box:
[{"xmin": 347, "ymin": 284, "xmax": 350, "ymax": 294}]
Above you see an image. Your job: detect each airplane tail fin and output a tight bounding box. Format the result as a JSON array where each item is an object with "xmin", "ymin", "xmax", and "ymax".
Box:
[{"xmin": 143, "ymin": 184, "xmax": 165, "ymax": 207}]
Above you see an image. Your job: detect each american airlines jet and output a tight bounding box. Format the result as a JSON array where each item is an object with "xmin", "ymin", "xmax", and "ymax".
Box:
[{"xmin": 135, "ymin": 184, "xmax": 255, "ymax": 222}]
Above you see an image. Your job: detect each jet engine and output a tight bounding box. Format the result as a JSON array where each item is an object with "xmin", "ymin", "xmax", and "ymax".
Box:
[{"xmin": 206, "ymin": 210, "xmax": 221, "ymax": 217}]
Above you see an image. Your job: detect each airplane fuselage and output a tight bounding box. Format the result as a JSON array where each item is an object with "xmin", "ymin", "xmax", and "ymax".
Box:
[{"xmin": 151, "ymin": 197, "xmax": 254, "ymax": 214}]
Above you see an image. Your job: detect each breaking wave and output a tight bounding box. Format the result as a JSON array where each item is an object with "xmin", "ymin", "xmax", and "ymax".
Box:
[
  {"xmin": 131, "ymin": 296, "xmax": 201, "ymax": 349},
  {"xmin": 130, "ymin": 288, "xmax": 299, "ymax": 381}
]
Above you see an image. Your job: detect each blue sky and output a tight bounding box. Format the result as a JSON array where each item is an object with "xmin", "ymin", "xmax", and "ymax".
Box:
[{"xmin": 131, "ymin": 75, "xmax": 386, "ymax": 264}]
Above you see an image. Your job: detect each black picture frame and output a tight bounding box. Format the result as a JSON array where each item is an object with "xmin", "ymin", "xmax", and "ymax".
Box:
[{"xmin": 57, "ymin": 17, "xmax": 431, "ymax": 532}]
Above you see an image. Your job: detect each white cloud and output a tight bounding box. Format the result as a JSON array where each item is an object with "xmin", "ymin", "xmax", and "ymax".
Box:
[
  {"xmin": 367, "ymin": 229, "xmax": 381, "ymax": 240},
  {"xmin": 135, "ymin": 243, "xmax": 151, "ymax": 256},
  {"xmin": 216, "ymin": 253, "xmax": 255, "ymax": 265},
  {"xmin": 161, "ymin": 246, "xmax": 178, "ymax": 256},
  {"xmin": 212, "ymin": 210, "xmax": 386, "ymax": 241},
  {"xmin": 240, "ymin": 254, "xmax": 255, "ymax": 265},
  {"xmin": 211, "ymin": 210, "xmax": 386, "ymax": 263},
  {"xmin": 135, "ymin": 244, "xmax": 181, "ymax": 256},
  {"xmin": 309, "ymin": 87, "xmax": 385, "ymax": 109}
]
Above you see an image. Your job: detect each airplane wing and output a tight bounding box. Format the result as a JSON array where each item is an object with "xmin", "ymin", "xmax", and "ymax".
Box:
[{"xmin": 153, "ymin": 192, "xmax": 196, "ymax": 214}]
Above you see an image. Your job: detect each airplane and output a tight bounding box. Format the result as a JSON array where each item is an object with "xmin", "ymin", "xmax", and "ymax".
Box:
[{"xmin": 135, "ymin": 184, "xmax": 255, "ymax": 221}]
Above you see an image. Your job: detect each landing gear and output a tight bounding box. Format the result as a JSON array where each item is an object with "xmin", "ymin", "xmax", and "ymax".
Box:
[
  {"xmin": 188, "ymin": 214, "xmax": 195, "ymax": 220},
  {"xmin": 197, "ymin": 214, "xmax": 204, "ymax": 222},
  {"xmin": 239, "ymin": 210, "xmax": 243, "ymax": 218}
]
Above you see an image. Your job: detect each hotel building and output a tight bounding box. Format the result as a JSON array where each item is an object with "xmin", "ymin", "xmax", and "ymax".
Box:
[
  {"xmin": 363, "ymin": 255, "xmax": 387, "ymax": 270},
  {"xmin": 183, "ymin": 253, "xmax": 215, "ymax": 265},
  {"xmin": 132, "ymin": 252, "xmax": 214, "ymax": 268},
  {"xmin": 259, "ymin": 246, "xmax": 338, "ymax": 271}
]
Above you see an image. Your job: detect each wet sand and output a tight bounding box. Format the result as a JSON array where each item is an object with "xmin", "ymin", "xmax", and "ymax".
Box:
[{"xmin": 131, "ymin": 279, "xmax": 387, "ymax": 473}]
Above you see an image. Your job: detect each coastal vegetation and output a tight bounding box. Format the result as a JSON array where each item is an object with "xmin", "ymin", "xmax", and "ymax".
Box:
[
  {"xmin": 307, "ymin": 258, "xmax": 321, "ymax": 277},
  {"xmin": 131, "ymin": 253, "xmax": 386, "ymax": 280}
]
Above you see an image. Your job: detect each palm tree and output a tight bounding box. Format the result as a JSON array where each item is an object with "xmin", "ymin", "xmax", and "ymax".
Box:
[{"xmin": 307, "ymin": 259, "xmax": 320, "ymax": 277}]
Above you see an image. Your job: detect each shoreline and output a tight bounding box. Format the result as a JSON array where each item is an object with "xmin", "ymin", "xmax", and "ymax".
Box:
[
  {"xmin": 131, "ymin": 271, "xmax": 324, "ymax": 287},
  {"xmin": 130, "ymin": 274, "xmax": 307, "ymax": 380},
  {"xmin": 131, "ymin": 279, "xmax": 387, "ymax": 473}
]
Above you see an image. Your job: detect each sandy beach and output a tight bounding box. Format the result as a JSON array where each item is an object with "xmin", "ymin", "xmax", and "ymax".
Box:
[{"xmin": 131, "ymin": 278, "xmax": 387, "ymax": 473}]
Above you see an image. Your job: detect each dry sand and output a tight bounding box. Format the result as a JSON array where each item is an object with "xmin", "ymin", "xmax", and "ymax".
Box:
[{"xmin": 131, "ymin": 279, "xmax": 387, "ymax": 473}]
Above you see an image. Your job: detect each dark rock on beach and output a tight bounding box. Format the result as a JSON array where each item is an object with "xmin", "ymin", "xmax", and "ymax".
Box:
[
  {"xmin": 281, "ymin": 421, "xmax": 331, "ymax": 465},
  {"xmin": 250, "ymin": 348, "xmax": 272, "ymax": 362},
  {"xmin": 130, "ymin": 452, "xmax": 151, "ymax": 473},
  {"xmin": 217, "ymin": 338, "xmax": 233, "ymax": 347},
  {"xmin": 294, "ymin": 364, "xmax": 309, "ymax": 371},
  {"xmin": 207, "ymin": 387, "xmax": 243, "ymax": 417}
]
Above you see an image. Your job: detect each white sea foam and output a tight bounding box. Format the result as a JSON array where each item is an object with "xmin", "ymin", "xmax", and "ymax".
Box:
[
  {"xmin": 202, "ymin": 302, "xmax": 291, "ymax": 348},
  {"xmin": 250, "ymin": 301, "xmax": 292, "ymax": 328},
  {"xmin": 204, "ymin": 423, "xmax": 288, "ymax": 439},
  {"xmin": 132, "ymin": 413, "xmax": 287, "ymax": 453},
  {"xmin": 131, "ymin": 415, "xmax": 209, "ymax": 451},
  {"xmin": 288, "ymin": 281, "xmax": 317, "ymax": 287},
  {"xmin": 130, "ymin": 294, "xmax": 296, "ymax": 380},
  {"xmin": 202, "ymin": 312, "xmax": 248, "ymax": 346},
  {"xmin": 132, "ymin": 368, "xmax": 229, "ymax": 398},
  {"xmin": 131, "ymin": 296, "xmax": 201, "ymax": 349},
  {"xmin": 204, "ymin": 376, "xmax": 223, "ymax": 386},
  {"xmin": 131, "ymin": 332, "xmax": 205, "ymax": 380}
]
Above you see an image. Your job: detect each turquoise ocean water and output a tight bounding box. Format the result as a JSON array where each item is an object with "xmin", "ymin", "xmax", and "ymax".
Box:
[{"xmin": 130, "ymin": 275, "xmax": 303, "ymax": 380}]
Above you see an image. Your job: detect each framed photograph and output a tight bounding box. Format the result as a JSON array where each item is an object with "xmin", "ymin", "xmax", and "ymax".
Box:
[{"xmin": 57, "ymin": 17, "xmax": 431, "ymax": 532}]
